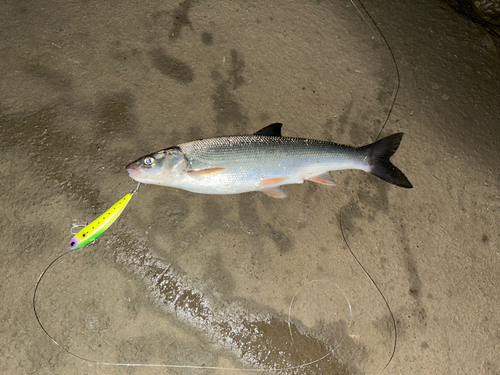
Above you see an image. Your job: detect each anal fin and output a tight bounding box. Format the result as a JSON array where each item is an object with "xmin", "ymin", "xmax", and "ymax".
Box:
[
  {"xmin": 260, "ymin": 186, "xmax": 287, "ymax": 198},
  {"xmin": 306, "ymin": 172, "xmax": 336, "ymax": 186}
]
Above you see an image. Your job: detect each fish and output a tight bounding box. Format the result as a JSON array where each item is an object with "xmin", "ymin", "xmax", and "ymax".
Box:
[
  {"xmin": 68, "ymin": 192, "xmax": 134, "ymax": 249},
  {"xmin": 126, "ymin": 123, "xmax": 412, "ymax": 198}
]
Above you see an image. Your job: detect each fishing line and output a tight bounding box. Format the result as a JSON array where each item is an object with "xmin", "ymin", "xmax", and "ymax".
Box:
[
  {"xmin": 287, "ymin": 279, "xmax": 353, "ymax": 366},
  {"xmin": 33, "ymin": 231, "xmax": 391, "ymax": 374},
  {"xmin": 350, "ymin": 0, "xmax": 401, "ymax": 144},
  {"xmin": 339, "ymin": 213, "xmax": 397, "ymax": 375},
  {"xmin": 33, "ymin": 249, "xmax": 354, "ymax": 373}
]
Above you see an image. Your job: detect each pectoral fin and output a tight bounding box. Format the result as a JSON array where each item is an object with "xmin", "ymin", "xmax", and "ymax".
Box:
[
  {"xmin": 307, "ymin": 172, "xmax": 336, "ymax": 186},
  {"xmin": 260, "ymin": 186, "xmax": 287, "ymax": 198},
  {"xmin": 187, "ymin": 168, "xmax": 226, "ymax": 177}
]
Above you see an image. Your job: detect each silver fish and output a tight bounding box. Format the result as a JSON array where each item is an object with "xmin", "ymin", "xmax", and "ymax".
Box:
[{"xmin": 126, "ymin": 123, "xmax": 412, "ymax": 198}]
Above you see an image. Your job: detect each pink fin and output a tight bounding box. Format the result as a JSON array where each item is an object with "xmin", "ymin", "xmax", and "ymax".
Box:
[
  {"xmin": 307, "ymin": 172, "xmax": 336, "ymax": 186},
  {"xmin": 261, "ymin": 177, "xmax": 287, "ymax": 186},
  {"xmin": 187, "ymin": 168, "xmax": 226, "ymax": 177},
  {"xmin": 261, "ymin": 186, "xmax": 287, "ymax": 198}
]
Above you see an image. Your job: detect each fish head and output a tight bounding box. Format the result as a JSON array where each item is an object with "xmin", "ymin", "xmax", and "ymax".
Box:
[{"xmin": 126, "ymin": 147, "xmax": 188, "ymax": 185}]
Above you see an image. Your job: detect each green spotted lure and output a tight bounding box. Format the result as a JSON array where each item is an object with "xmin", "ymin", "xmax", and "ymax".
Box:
[{"xmin": 68, "ymin": 184, "xmax": 139, "ymax": 249}]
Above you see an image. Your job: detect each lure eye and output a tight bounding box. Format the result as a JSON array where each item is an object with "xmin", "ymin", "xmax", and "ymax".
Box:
[{"xmin": 144, "ymin": 156, "xmax": 155, "ymax": 165}]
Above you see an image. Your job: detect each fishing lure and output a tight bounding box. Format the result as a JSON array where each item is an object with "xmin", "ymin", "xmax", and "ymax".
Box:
[{"xmin": 68, "ymin": 185, "xmax": 139, "ymax": 249}]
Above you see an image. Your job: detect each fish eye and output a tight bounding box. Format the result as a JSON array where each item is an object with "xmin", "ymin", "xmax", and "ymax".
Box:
[{"xmin": 144, "ymin": 156, "xmax": 155, "ymax": 165}]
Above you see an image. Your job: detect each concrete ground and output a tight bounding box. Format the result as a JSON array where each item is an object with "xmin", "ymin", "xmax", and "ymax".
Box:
[{"xmin": 1, "ymin": 0, "xmax": 499, "ymax": 374}]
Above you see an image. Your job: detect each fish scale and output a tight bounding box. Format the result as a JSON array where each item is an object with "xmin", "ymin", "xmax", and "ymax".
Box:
[{"xmin": 180, "ymin": 136, "xmax": 367, "ymax": 174}]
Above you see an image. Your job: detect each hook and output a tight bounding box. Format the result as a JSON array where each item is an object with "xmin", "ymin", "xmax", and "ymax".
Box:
[
  {"xmin": 131, "ymin": 182, "xmax": 141, "ymax": 195},
  {"xmin": 70, "ymin": 221, "xmax": 87, "ymax": 235}
]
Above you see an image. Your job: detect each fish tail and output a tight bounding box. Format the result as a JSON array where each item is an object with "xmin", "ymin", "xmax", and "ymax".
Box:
[{"xmin": 361, "ymin": 133, "xmax": 413, "ymax": 188}]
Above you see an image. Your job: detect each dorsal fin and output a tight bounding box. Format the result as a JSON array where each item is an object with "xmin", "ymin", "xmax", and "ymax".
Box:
[{"xmin": 253, "ymin": 123, "xmax": 283, "ymax": 137}]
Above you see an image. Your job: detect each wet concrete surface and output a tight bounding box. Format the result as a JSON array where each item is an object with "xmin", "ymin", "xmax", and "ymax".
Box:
[{"xmin": 1, "ymin": 0, "xmax": 499, "ymax": 374}]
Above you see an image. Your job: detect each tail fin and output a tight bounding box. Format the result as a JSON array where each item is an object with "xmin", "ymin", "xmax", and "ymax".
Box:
[{"xmin": 360, "ymin": 133, "xmax": 413, "ymax": 188}]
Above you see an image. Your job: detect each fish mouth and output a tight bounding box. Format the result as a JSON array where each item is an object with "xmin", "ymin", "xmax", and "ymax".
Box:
[
  {"xmin": 126, "ymin": 162, "xmax": 141, "ymax": 181},
  {"xmin": 126, "ymin": 161, "xmax": 157, "ymax": 184},
  {"xmin": 126, "ymin": 162, "xmax": 137, "ymax": 173}
]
